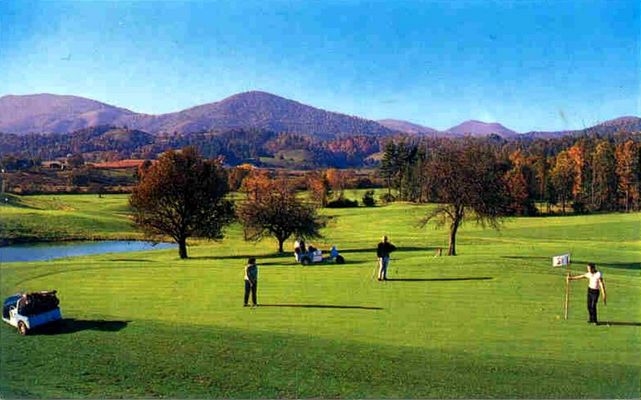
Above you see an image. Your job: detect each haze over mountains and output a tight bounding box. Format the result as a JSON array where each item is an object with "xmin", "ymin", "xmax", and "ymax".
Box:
[{"xmin": 0, "ymin": 91, "xmax": 639, "ymax": 139}]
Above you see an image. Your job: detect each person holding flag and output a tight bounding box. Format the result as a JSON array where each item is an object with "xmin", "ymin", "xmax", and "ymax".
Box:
[{"xmin": 567, "ymin": 263, "xmax": 607, "ymax": 324}]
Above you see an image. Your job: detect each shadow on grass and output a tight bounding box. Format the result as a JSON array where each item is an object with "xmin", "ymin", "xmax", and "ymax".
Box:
[
  {"xmin": 597, "ymin": 321, "xmax": 641, "ymax": 327},
  {"xmin": 341, "ymin": 246, "xmax": 437, "ymax": 255},
  {"xmin": 192, "ymin": 252, "xmax": 291, "ymax": 261},
  {"xmin": 385, "ymin": 277, "xmax": 493, "ymax": 282},
  {"xmin": 31, "ymin": 318, "xmax": 129, "ymax": 335},
  {"xmin": 193, "ymin": 254, "xmax": 368, "ymax": 266},
  {"xmin": 259, "ymin": 304, "xmax": 383, "ymax": 310},
  {"xmin": 502, "ymin": 256, "xmax": 640, "ymax": 271}
]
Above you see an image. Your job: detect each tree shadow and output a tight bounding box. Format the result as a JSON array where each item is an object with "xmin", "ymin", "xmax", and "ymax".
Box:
[
  {"xmin": 596, "ymin": 321, "xmax": 641, "ymax": 327},
  {"xmin": 341, "ymin": 246, "xmax": 437, "ymax": 254},
  {"xmin": 259, "ymin": 304, "xmax": 383, "ymax": 310},
  {"xmin": 385, "ymin": 277, "xmax": 493, "ymax": 282},
  {"xmin": 502, "ymin": 256, "xmax": 640, "ymax": 271},
  {"xmin": 30, "ymin": 318, "xmax": 130, "ymax": 335},
  {"xmin": 193, "ymin": 254, "xmax": 367, "ymax": 266},
  {"xmin": 191, "ymin": 252, "xmax": 290, "ymax": 261}
]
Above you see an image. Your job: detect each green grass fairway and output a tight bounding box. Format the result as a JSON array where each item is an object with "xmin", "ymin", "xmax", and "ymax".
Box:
[
  {"xmin": 0, "ymin": 194, "xmax": 141, "ymax": 242},
  {"xmin": 1, "ymin": 196, "xmax": 639, "ymax": 398}
]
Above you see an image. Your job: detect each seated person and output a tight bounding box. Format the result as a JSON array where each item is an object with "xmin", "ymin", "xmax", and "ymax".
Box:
[{"xmin": 330, "ymin": 246, "xmax": 339, "ymax": 259}]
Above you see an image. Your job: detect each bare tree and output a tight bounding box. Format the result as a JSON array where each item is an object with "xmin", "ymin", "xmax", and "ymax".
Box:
[{"xmin": 421, "ymin": 142, "xmax": 509, "ymax": 256}]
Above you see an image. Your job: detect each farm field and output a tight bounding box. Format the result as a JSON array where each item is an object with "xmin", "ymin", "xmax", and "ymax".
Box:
[{"xmin": 0, "ymin": 194, "xmax": 640, "ymax": 398}]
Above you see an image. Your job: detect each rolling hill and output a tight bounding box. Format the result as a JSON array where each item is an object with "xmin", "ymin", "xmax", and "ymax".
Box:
[
  {"xmin": 1, "ymin": 92, "xmax": 638, "ymax": 140},
  {"xmin": 445, "ymin": 120, "xmax": 518, "ymax": 138},
  {"xmin": 0, "ymin": 94, "xmax": 136, "ymax": 135},
  {"xmin": 0, "ymin": 92, "xmax": 393, "ymax": 138},
  {"xmin": 377, "ymin": 119, "xmax": 438, "ymax": 135}
]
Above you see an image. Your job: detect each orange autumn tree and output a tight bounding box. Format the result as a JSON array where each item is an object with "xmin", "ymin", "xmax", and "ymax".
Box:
[
  {"xmin": 238, "ymin": 171, "xmax": 325, "ymax": 253},
  {"xmin": 129, "ymin": 147, "xmax": 234, "ymax": 259},
  {"xmin": 306, "ymin": 170, "xmax": 331, "ymax": 207},
  {"xmin": 615, "ymin": 140, "xmax": 640, "ymax": 212},
  {"xmin": 504, "ymin": 150, "xmax": 537, "ymax": 215},
  {"xmin": 550, "ymin": 150, "xmax": 575, "ymax": 214}
]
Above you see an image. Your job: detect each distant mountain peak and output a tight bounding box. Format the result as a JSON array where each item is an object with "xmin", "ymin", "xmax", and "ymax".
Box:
[
  {"xmin": 595, "ymin": 116, "xmax": 641, "ymax": 126},
  {"xmin": 446, "ymin": 120, "xmax": 517, "ymax": 138},
  {"xmin": 0, "ymin": 92, "xmax": 393, "ymax": 137},
  {"xmin": 0, "ymin": 93, "xmax": 136, "ymax": 135}
]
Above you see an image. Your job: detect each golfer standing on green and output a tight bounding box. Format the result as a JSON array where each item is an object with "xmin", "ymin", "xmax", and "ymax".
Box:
[
  {"xmin": 243, "ymin": 257, "xmax": 258, "ymax": 307},
  {"xmin": 567, "ymin": 263, "xmax": 607, "ymax": 324},
  {"xmin": 377, "ymin": 236, "xmax": 396, "ymax": 281}
]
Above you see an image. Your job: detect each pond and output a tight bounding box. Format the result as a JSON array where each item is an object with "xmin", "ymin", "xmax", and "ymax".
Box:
[{"xmin": 0, "ymin": 240, "xmax": 176, "ymax": 263}]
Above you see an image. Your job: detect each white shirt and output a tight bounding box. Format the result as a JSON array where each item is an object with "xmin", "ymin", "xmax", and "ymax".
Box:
[{"xmin": 584, "ymin": 271, "xmax": 602, "ymax": 290}]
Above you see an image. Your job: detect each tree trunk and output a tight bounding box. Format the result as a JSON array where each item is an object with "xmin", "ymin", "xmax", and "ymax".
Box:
[
  {"xmin": 448, "ymin": 219, "xmax": 460, "ymax": 256},
  {"xmin": 277, "ymin": 237, "xmax": 285, "ymax": 253},
  {"xmin": 178, "ymin": 238, "xmax": 188, "ymax": 259}
]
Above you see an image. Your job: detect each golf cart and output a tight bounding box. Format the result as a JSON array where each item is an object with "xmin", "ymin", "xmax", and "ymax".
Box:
[
  {"xmin": 2, "ymin": 291, "xmax": 62, "ymax": 335},
  {"xmin": 295, "ymin": 245, "xmax": 345, "ymax": 265}
]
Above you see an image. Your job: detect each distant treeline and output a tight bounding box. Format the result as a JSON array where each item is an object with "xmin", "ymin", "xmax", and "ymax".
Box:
[
  {"xmin": 2, "ymin": 123, "xmax": 640, "ymax": 173},
  {"xmin": 380, "ymin": 132, "xmax": 641, "ymax": 213},
  {"xmin": 0, "ymin": 126, "xmax": 380, "ymax": 169},
  {"xmin": 2, "ymin": 125, "xmax": 640, "ymax": 213}
]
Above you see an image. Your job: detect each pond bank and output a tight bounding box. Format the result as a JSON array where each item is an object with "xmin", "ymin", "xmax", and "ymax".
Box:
[{"xmin": 0, "ymin": 240, "xmax": 177, "ymax": 263}]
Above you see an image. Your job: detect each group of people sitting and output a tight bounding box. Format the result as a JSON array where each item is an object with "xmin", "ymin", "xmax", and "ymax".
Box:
[{"xmin": 293, "ymin": 240, "xmax": 341, "ymax": 264}]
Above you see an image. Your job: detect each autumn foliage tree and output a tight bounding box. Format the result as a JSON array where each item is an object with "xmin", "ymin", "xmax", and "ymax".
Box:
[
  {"xmin": 421, "ymin": 143, "xmax": 509, "ymax": 256},
  {"xmin": 306, "ymin": 170, "xmax": 331, "ymax": 207},
  {"xmin": 505, "ymin": 150, "xmax": 537, "ymax": 216},
  {"xmin": 550, "ymin": 150, "xmax": 575, "ymax": 214},
  {"xmin": 129, "ymin": 147, "xmax": 234, "ymax": 259},
  {"xmin": 237, "ymin": 172, "xmax": 324, "ymax": 253},
  {"xmin": 614, "ymin": 140, "xmax": 641, "ymax": 211},
  {"xmin": 591, "ymin": 140, "xmax": 617, "ymax": 210}
]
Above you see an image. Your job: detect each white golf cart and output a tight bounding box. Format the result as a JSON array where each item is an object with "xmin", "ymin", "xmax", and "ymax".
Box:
[{"xmin": 2, "ymin": 291, "xmax": 62, "ymax": 335}]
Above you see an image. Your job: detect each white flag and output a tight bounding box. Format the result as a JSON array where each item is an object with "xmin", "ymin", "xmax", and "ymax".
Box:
[{"xmin": 553, "ymin": 254, "xmax": 570, "ymax": 267}]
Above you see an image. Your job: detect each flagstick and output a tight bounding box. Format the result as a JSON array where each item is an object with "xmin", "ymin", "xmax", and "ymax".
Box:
[{"xmin": 564, "ymin": 268, "xmax": 570, "ymax": 320}]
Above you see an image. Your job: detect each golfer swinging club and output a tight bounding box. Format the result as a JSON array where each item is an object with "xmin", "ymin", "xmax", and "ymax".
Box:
[
  {"xmin": 376, "ymin": 235, "xmax": 397, "ymax": 281},
  {"xmin": 567, "ymin": 263, "xmax": 607, "ymax": 324}
]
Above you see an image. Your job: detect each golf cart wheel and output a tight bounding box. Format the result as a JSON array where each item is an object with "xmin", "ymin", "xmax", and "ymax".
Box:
[
  {"xmin": 335, "ymin": 255, "xmax": 345, "ymax": 264},
  {"xmin": 17, "ymin": 321, "xmax": 28, "ymax": 336},
  {"xmin": 301, "ymin": 257, "xmax": 311, "ymax": 266}
]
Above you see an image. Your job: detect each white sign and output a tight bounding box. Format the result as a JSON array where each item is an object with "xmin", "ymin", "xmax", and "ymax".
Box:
[{"xmin": 553, "ymin": 254, "xmax": 570, "ymax": 267}]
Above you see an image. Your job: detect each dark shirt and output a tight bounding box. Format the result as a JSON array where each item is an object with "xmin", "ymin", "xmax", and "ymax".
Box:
[
  {"xmin": 244, "ymin": 264, "xmax": 258, "ymax": 282},
  {"xmin": 377, "ymin": 242, "xmax": 396, "ymax": 258}
]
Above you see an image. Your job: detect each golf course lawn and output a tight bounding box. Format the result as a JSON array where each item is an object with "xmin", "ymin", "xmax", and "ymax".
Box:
[{"xmin": 0, "ymin": 194, "xmax": 639, "ymax": 398}]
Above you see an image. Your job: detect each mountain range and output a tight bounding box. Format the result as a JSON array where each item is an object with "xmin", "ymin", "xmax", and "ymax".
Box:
[{"xmin": 0, "ymin": 91, "xmax": 639, "ymax": 139}]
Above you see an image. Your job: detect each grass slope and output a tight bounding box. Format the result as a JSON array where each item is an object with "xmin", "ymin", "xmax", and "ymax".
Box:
[
  {"xmin": 0, "ymin": 194, "xmax": 140, "ymax": 242},
  {"xmin": 0, "ymin": 196, "xmax": 639, "ymax": 398}
]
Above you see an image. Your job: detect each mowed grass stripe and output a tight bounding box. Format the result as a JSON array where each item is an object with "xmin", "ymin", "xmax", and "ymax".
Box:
[{"xmin": 1, "ymin": 319, "xmax": 638, "ymax": 398}]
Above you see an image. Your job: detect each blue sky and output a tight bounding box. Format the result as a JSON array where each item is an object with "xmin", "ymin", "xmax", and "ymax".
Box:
[{"xmin": 0, "ymin": 0, "xmax": 638, "ymax": 132}]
